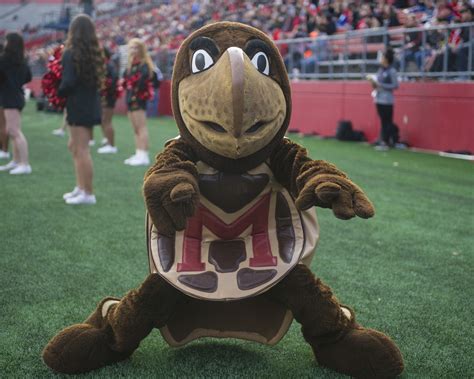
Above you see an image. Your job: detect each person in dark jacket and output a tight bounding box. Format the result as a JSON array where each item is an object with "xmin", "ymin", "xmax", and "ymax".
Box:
[
  {"xmin": 0, "ymin": 33, "xmax": 32, "ymax": 174},
  {"xmin": 97, "ymin": 47, "xmax": 118, "ymax": 154},
  {"xmin": 367, "ymin": 48, "xmax": 400, "ymax": 151},
  {"xmin": 59, "ymin": 14, "xmax": 105, "ymax": 204},
  {"xmin": 122, "ymin": 38, "xmax": 154, "ymax": 166}
]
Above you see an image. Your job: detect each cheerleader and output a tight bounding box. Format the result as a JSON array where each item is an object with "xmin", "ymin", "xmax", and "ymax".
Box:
[
  {"xmin": 123, "ymin": 38, "xmax": 154, "ymax": 166},
  {"xmin": 59, "ymin": 14, "xmax": 104, "ymax": 205},
  {"xmin": 0, "ymin": 106, "xmax": 7, "ymax": 159},
  {"xmin": 0, "ymin": 33, "xmax": 32, "ymax": 175},
  {"xmin": 97, "ymin": 47, "xmax": 118, "ymax": 154},
  {"xmin": 0, "ymin": 42, "xmax": 9, "ymax": 160}
]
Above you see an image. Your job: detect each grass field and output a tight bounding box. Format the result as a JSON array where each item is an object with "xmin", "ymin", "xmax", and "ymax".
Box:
[{"xmin": 1, "ymin": 102, "xmax": 473, "ymax": 378}]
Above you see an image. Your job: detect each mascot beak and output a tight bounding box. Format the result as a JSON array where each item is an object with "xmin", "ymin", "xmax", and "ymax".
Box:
[{"xmin": 226, "ymin": 47, "xmax": 245, "ymax": 139}]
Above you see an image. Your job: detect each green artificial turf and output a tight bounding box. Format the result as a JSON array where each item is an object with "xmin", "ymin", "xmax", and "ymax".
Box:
[{"xmin": 1, "ymin": 102, "xmax": 473, "ymax": 378}]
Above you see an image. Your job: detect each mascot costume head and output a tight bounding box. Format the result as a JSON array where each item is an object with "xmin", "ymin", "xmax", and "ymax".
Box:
[
  {"xmin": 43, "ymin": 22, "xmax": 404, "ymax": 378},
  {"xmin": 172, "ymin": 22, "xmax": 291, "ymax": 173}
]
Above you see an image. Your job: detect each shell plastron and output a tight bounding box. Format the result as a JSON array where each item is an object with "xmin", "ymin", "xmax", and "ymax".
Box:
[{"xmin": 147, "ymin": 161, "xmax": 319, "ymax": 346}]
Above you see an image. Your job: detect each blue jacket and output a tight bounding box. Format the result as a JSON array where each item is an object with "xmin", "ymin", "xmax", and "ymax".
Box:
[{"xmin": 373, "ymin": 66, "xmax": 399, "ymax": 105}]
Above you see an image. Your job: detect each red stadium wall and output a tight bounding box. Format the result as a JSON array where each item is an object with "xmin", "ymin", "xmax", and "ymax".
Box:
[
  {"xmin": 290, "ymin": 81, "xmax": 474, "ymax": 153},
  {"xmin": 28, "ymin": 78, "xmax": 473, "ymax": 153}
]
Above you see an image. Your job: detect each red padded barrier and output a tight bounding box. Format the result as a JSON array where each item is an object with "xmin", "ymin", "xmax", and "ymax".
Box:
[
  {"xmin": 290, "ymin": 81, "xmax": 474, "ymax": 153},
  {"xmin": 157, "ymin": 80, "xmax": 172, "ymax": 116}
]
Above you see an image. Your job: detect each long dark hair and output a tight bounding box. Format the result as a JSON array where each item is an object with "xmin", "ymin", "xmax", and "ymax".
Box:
[
  {"xmin": 65, "ymin": 14, "xmax": 104, "ymax": 87},
  {"xmin": 384, "ymin": 47, "xmax": 394, "ymax": 65},
  {"xmin": 4, "ymin": 32, "xmax": 25, "ymax": 65}
]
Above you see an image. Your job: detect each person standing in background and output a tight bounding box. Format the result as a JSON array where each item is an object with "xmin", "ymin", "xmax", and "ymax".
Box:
[
  {"xmin": 0, "ymin": 33, "xmax": 32, "ymax": 174},
  {"xmin": 0, "ymin": 42, "xmax": 10, "ymax": 160},
  {"xmin": 52, "ymin": 111, "xmax": 67, "ymax": 137},
  {"xmin": 97, "ymin": 47, "xmax": 118, "ymax": 154},
  {"xmin": 59, "ymin": 14, "xmax": 104, "ymax": 205},
  {"xmin": 368, "ymin": 48, "xmax": 400, "ymax": 151},
  {"xmin": 0, "ymin": 108, "xmax": 7, "ymax": 160},
  {"xmin": 123, "ymin": 38, "xmax": 154, "ymax": 166},
  {"xmin": 0, "ymin": 108, "xmax": 7, "ymax": 159}
]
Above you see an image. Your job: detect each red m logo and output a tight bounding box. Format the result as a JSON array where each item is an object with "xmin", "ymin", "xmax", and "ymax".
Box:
[{"xmin": 177, "ymin": 193, "xmax": 277, "ymax": 272}]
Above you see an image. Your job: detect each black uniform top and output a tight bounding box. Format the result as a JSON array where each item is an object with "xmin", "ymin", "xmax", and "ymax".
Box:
[
  {"xmin": 0, "ymin": 55, "xmax": 32, "ymax": 110},
  {"xmin": 58, "ymin": 49, "xmax": 101, "ymax": 127},
  {"xmin": 103, "ymin": 60, "xmax": 118, "ymax": 108},
  {"xmin": 123, "ymin": 61, "xmax": 150, "ymax": 111}
]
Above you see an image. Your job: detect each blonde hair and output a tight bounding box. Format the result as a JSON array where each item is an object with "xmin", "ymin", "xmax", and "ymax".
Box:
[{"xmin": 127, "ymin": 38, "xmax": 154, "ymax": 78}]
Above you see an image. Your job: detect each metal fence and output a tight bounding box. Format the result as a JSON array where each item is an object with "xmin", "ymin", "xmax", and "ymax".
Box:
[
  {"xmin": 153, "ymin": 22, "xmax": 474, "ymax": 81},
  {"xmin": 277, "ymin": 21, "xmax": 474, "ymax": 80}
]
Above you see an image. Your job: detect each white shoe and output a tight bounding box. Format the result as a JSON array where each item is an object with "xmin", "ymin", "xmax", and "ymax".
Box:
[
  {"xmin": 394, "ymin": 143, "xmax": 407, "ymax": 150},
  {"xmin": 63, "ymin": 186, "xmax": 83, "ymax": 200},
  {"xmin": 89, "ymin": 140, "xmax": 96, "ymax": 147},
  {"xmin": 97, "ymin": 144, "xmax": 118, "ymax": 154},
  {"xmin": 374, "ymin": 143, "xmax": 389, "ymax": 151},
  {"xmin": 0, "ymin": 150, "xmax": 10, "ymax": 159},
  {"xmin": 124, "ymin": 153, "xmax": 149, "ymax": 166},
  {"xmin": 0, "ymin": 161, "xmax": 18, "ymax": 171},
  {"xmin": 65, "ymin": 192, "xmax": 96, "ymax": 205},
  {"xmin": 9, "ymin": 164, "xmax": 32, "ymax": 175},
  {"xmin": 124, "ymin": 154, "xmax": 137, "ymax": 165},
  {"xmin": 52, "ymin": 128, "xmax": 65, "ymax": 137}
]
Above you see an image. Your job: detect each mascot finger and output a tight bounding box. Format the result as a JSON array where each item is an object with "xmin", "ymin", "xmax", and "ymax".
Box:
[
  {"xmin": 295, "ymin": 183, "xmax": 319, "ymax": 210},
  {"xmin": 163, "ymin": 202, "xmax": 189, "ymax": 231},
  {"xmin": 315, "ymin": 182, "xmax": 341, "ymax": 203},
  {"xmin": 149, "ymin": 204, "xmax": 177, "ymax": 236},
  {"xmin": 353, "ymin": 190, "xmax": 375, "ymax": 219},
  {"xmin": 332, "ymin": 191, "xmax": 356, "ymax": 220},
  {"xmin": 170, "ymin": 182, "xmax": 196, "ymax": 202}
]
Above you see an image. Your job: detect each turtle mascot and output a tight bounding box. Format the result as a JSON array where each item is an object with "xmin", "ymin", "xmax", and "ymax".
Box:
[{"xmin": 43, "ymin": 22, "xmax": 404, "ymax": 377}]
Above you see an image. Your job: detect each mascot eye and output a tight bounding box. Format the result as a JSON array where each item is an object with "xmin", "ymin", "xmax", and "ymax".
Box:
[
  {"xmin": 191, "ymin": 49, "xmax": 214, "ymax": 73},
  {"xmin": 251, "ymin": 52, "xmax": 269, "ymax": 75}
]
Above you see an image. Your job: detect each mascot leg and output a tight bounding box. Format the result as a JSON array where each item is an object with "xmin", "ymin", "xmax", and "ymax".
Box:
[
  {"xmin": 42, "ymin": 274, "xmax": 184, "ymax": 374},
  {"xmin": 266, "ymin": 264, "xmax": 404, "ymax": 378}
]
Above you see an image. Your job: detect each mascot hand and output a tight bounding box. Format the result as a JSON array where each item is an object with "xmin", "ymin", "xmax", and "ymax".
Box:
[
  {"xmin": 143, "ymin": 171, "xmax": 199, "ymax": 236},
  {"xmin": 295, "ymin": 174, "xmax": 375, "ymax": 220}
]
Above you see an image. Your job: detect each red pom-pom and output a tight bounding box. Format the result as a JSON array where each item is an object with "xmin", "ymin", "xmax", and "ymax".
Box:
[
  {"xmin": 101, "ymin": 77, "xmax": 124, "ymax": 100},
  {"xmin": 41, "ymin": 45, "xmax": 66, "ymax": 110},
  {"xmin": 136, "ymin": 80, "xmax": 154, "ymax": 101},
  {"xmin": 124, "ymin": 68, "xmax": 154, "ymax": 102}
]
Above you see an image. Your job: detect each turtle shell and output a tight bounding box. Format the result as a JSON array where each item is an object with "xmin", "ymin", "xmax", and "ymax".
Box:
[{"xmin": 147, "ymin": 161, "xmax": 319, "ymax": 346}]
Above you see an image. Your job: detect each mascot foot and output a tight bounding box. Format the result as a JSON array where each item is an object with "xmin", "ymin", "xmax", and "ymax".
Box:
[
  {"xmin": 310, "ymin": 326, "xmax": 404, "ymax": 378},
  {"xmin": 42, "ymin": 323, "xmax": 132, "ymax": 374},
  {"xmin": 42, "ymin": 298, "xmax": 131, "ymax": 374}
]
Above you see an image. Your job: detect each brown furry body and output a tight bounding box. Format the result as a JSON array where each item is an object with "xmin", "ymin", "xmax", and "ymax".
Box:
[{"xmin": 42, "ymin": 22, "xmax": 404, "ymax": 377}]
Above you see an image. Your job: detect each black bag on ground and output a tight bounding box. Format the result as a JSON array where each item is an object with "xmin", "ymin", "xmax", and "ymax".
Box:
[{"xmin": 336, "ymin": 120, "xmax": 366, "ymax": 142}]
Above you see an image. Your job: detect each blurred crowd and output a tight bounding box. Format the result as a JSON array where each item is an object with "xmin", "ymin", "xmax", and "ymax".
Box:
[{"xmin": 24, "ymin": 0, "xmax": 474, "ymax": 79}]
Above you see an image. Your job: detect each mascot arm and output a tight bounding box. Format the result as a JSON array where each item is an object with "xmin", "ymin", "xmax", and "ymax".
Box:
[
  {"xmin": 269, "ymin": 138, "xmax": 375, "ymax": 220},
  {"xmin": 143, "ymin": 139, "xmax": 200, "ymax": 236}
]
